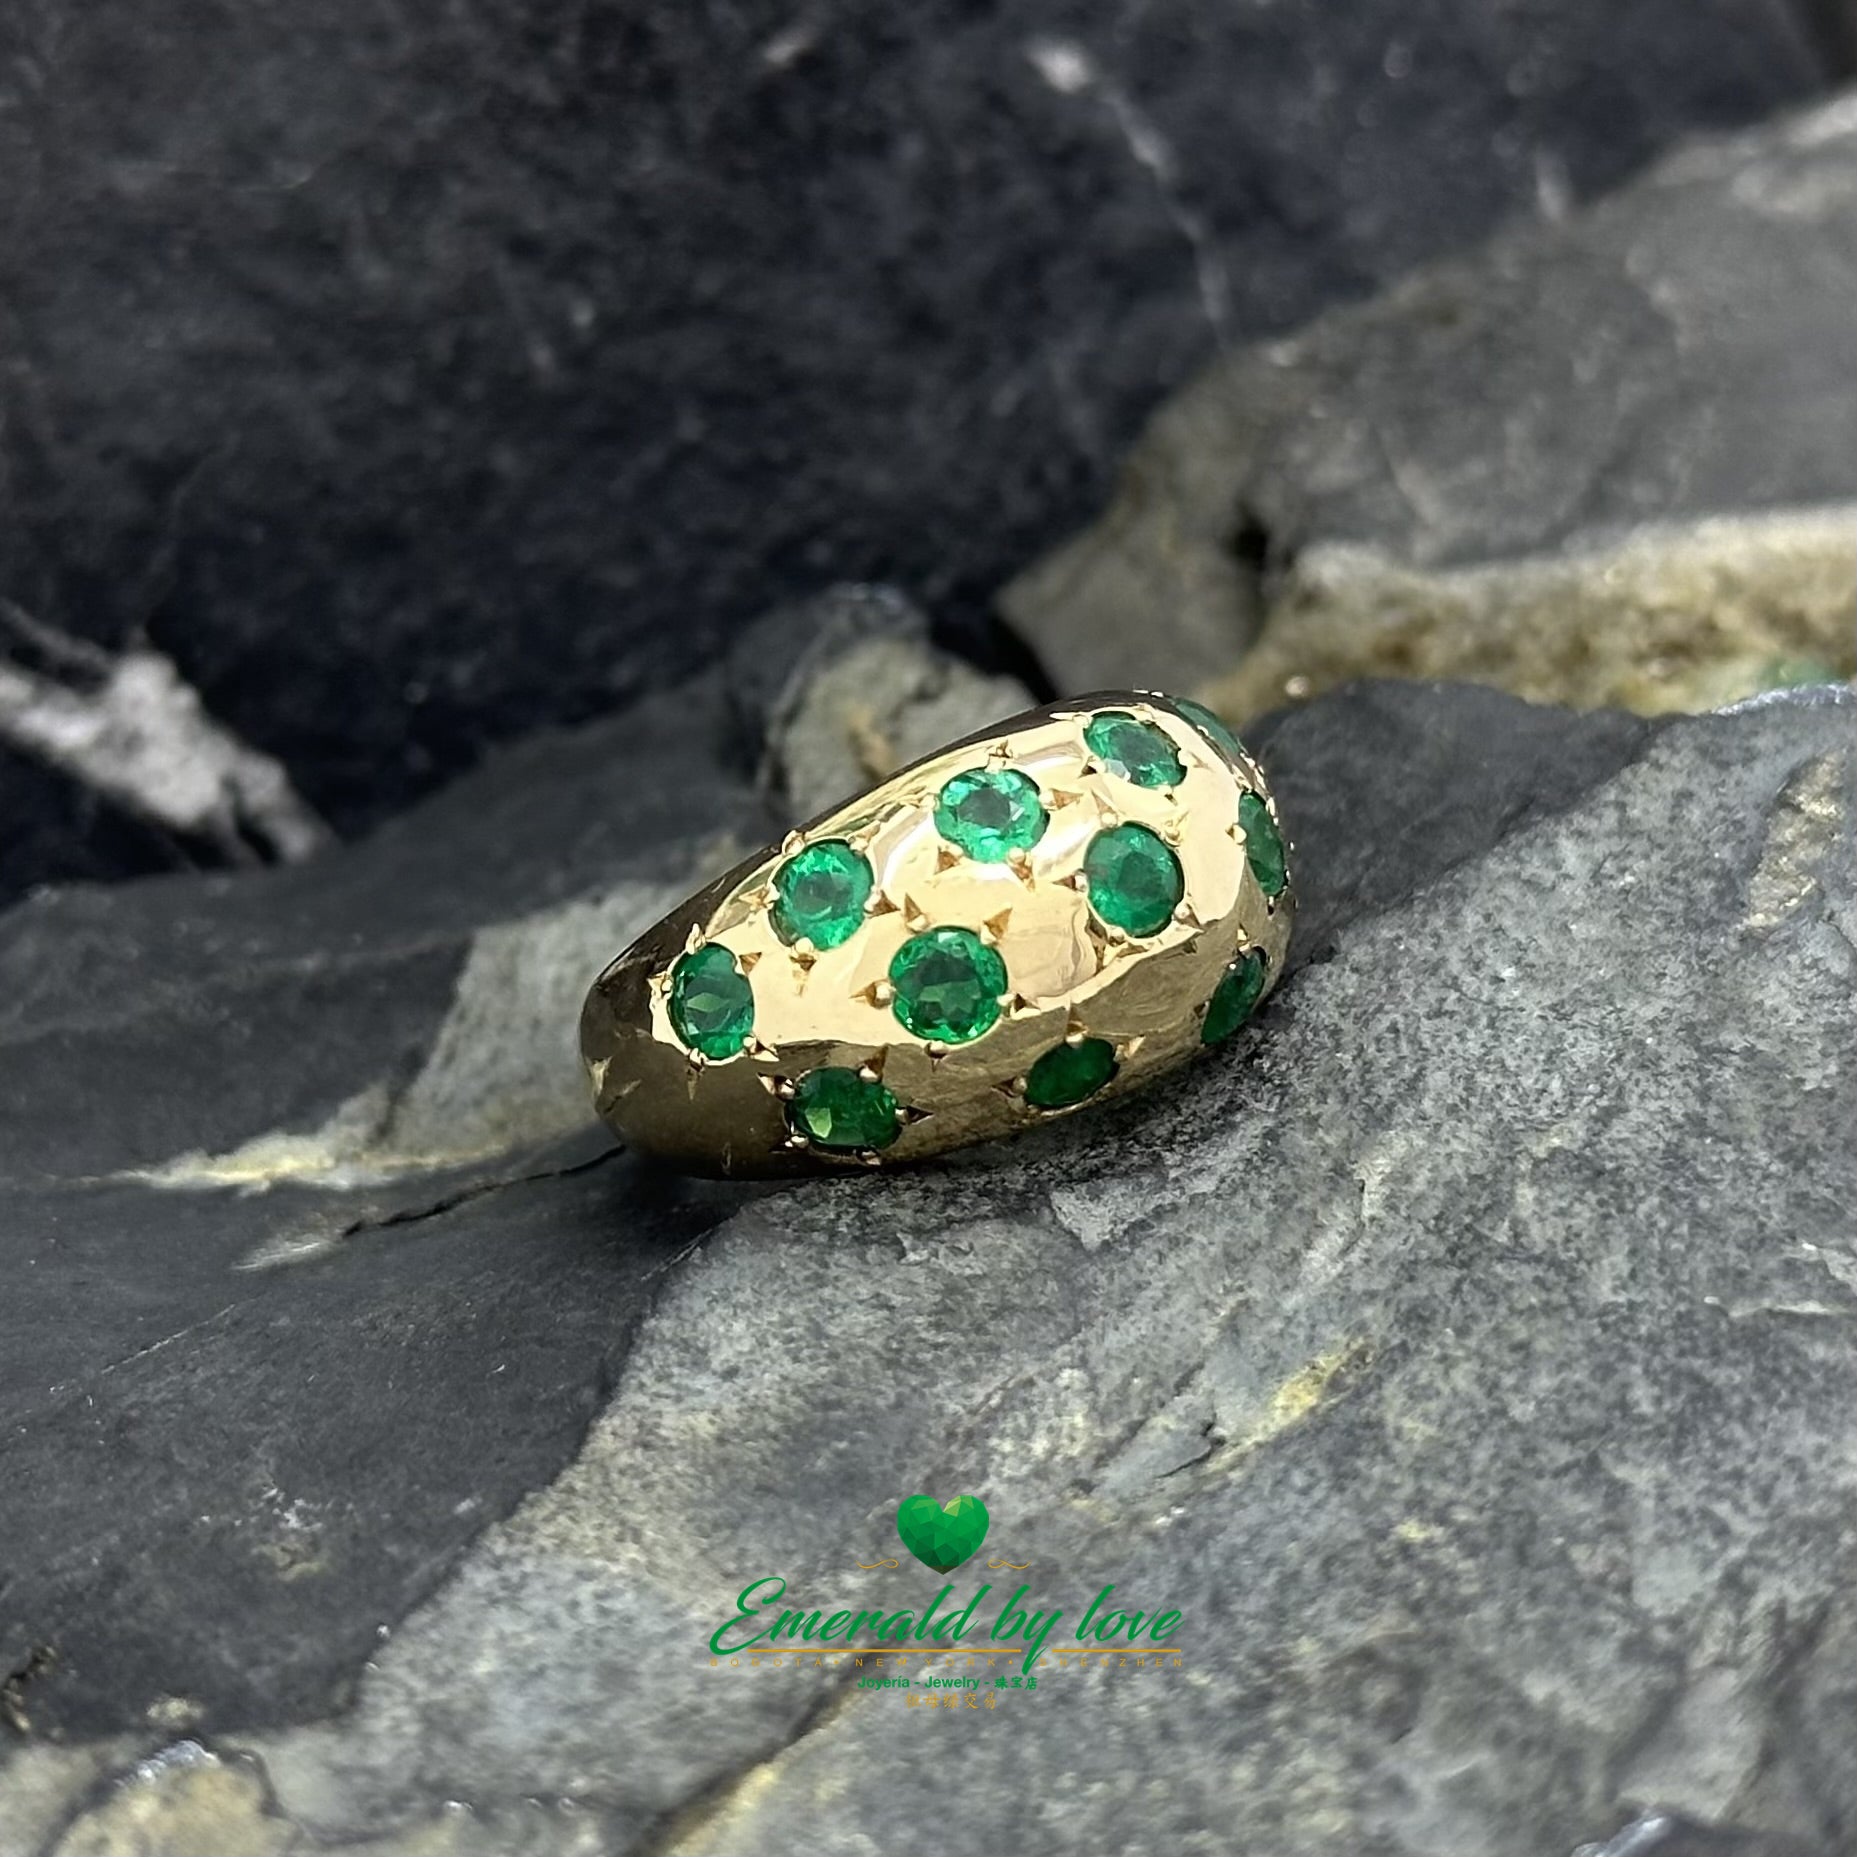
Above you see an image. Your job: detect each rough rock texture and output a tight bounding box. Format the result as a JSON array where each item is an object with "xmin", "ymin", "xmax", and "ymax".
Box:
[
  {"xmin": 0, "ymin": 601, "xmax": 1022, "ymax": 1743},
  {"xmin": 1002, "ymin": 97, "xmax": 1857, "ymax": 715},
  {"xmin": 0, "ymin": 0, "xmax": 1836, "ymax": 898},
  {"xmin": 2, "ymin": 660, "xmax": 1851, "ymax": 1855},
  {"xmin": 1799, "ymin": 0, "xmax": 1857, "ymax": 70},
  {"xmin": 0, "ymin": 625, "xmax": 331, "ymax": 863},
  {"xmin": 1213, "ymin": 513, "xmax": 1856, "ymax": 724},
  {"xmin": 724, "ymin": 583, "xmax": 1033, "ymax": 823}
]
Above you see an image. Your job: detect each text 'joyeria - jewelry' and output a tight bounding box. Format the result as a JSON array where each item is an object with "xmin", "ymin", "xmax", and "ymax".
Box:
[{"xmin": 579, "ymin": 691, "xmax": 1294, "ymax": 1176}]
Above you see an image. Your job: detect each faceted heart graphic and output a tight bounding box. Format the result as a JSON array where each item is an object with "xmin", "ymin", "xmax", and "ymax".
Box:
[{"xmin": 895, "ymin": 1493, "xmax": 990, "ymax": 1572}]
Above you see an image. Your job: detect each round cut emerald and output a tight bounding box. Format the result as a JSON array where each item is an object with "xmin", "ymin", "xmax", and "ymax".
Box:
[
  {"xmin": 788, "ymin": 1067, "xmax": 900, "ymax": 1151},
  {"xmin": 1173, "ymin": 696, "xmax": 1246, "ymax": 761},
  {"xmin": 934, "ymin": 768, "xmax": 1047, "ymax": 862},
  {"xmin": 1082, "ymin": 824, "xmax": 1183, "ymax": 937},
  {"xmin": 1024, "ymin": 1037, "xmax": 1117, "ymax": 1110},
  {"xmin": 668, "ymin": 944, "xmax": 754, "ymax": 1059},
  {"xmin": 1239, "ymin": 791, "xmax": 1287, "ymax": 897},
  {"xmin": 1202, "ymin": 950, "xmax": 1267, "ymax": 1044},
  {"xmin": 1084, "ymin": 711, "xmax": 1185, "ymax": 789},
  {"xmin": 771, "ymin": 838, "xmax": 872, "ymax": 949},
  {"xmin": 889, "ymin": 927, "xmax": 1007, "ymax": 1044}
]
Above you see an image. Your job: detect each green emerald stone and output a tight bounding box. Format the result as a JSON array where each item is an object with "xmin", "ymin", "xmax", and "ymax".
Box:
[
  {"xmin": 934, "ymin": 767, "xmax": 1047, "ymax": 862},
  {"xmin": 1202, "ymin": 950, "xmax": 1268, "ymax": 1044},
  {"xmin": 770, "ymin": 838, "xmax": 873, "ymax": 949},
  {"xmin": 1024, "ymin": 1037, "xmax": 1118, "ymax": 1110},
  {"xmin": 889, "ymin": 927, "xmax": 1008, "ymax": 1044},
  {"xmin": 787, "ymin": 1067, "xmax": 900, "ymax": 1151},
  {"xmin": 1239, "ymin": 791, "xmax": 1287, "ymax": 897},
  {"xmin": 1084, "ymin": 710, "xmax": 1186, "ymax": 788},
  {"xmin": 1173, "ymin": 696, "xmax": 1246, "ymax": 761},
  {"xmin": 668, "ymin": 943, "xmax": 754, "ymax": 1059},
  {"xmin": 1082, "ymin": 824, "xmax": 1184, "ymax": 937}
]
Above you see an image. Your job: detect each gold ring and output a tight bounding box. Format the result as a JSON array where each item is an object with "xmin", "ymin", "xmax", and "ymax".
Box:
[{"xmin": 580, "ymin": 691, "xmax": 1293, "ymax": 1176}]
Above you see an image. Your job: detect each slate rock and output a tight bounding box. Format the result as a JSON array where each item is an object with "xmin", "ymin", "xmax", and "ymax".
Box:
[
  {"xmin": 0, "ymin": 610, "xmax": 1019, "ymax": 1742},
  {"xmin": 254, "ymin": 686, "xmax": 1857, "ymax": 1857},
  {"xmin": 0, "ymin": 748, "xmax": 189, "ymax": 895},
  {"xmin": 0, "ymin": 0, "xmax": 1834, "ymax": 899},
  {"xmin": 721, "ymin": 582, "xmax": 1035, "ymax": 821},
  {"xmin": 0, "ymin": 672, "xmax": 778, "ymax": 1744},
  {"xmin": 2, "ymin": 676, "xmax": 1851, "ymax": 1856},
  {"xmin": 1002, "ymin": 96, "xmax": 1857, "ymax": 714},
  {"xmin": 1797, "ymin": 0, "xmax": 1857, "ymax": 69}
]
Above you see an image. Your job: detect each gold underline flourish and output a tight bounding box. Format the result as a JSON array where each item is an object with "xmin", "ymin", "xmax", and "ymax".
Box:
[
  {"xmin": 725, "ymin": 1646, "xmax": 1187, "ymax": 1661},
  {"xmin": 747, "ymin": 1645, "xmax": 988, "ymax": 1655},
  {"xmin": 985, "ymin": 1559, "xmax": 1032, "ymax": 1569},
  {"xmin": 854, "ymin": 1559, "xmax": 900, "ymax": 1569},
  {"xmin": 1049, "ymin": 1647, "xmax": 1184, "ymax": 1656}
]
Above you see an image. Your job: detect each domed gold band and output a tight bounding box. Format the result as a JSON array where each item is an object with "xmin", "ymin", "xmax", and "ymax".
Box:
[{"xmin": 579, "ymin": 691, "xmax": 1293, "ymax": 1178}]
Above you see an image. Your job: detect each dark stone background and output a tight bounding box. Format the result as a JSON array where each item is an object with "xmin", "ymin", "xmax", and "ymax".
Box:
[{"xmin": 0, "ymin": 0, "xmax": 1838, "ymax": 898}]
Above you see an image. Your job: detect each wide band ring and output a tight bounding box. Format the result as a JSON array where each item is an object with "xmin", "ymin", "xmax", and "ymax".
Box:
[{"xmin": 580, "ymin": 691, "xmax": 1293, "ymax": 1177}]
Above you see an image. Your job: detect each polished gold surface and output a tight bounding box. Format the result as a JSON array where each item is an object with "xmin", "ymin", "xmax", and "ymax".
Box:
[{"xmin": 579, "ymin": 692, "xmax": 1293, "ymax": 1176}]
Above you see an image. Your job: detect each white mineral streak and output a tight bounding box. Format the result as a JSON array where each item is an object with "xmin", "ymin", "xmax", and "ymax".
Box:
[{"xmin": 0, "ymin": 601, "xmax": 330, "ymax": 864}]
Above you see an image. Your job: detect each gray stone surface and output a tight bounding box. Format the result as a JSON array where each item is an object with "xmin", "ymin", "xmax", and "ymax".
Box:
[
  {"xmin": 1002, "ymin": 97, "xmax": 1857, "ymax": 714},
  {"xmin": 725, "ymin": 582, "xmax": 1033, "ymax": 822},
  {"xmin": 2, "ymin": 667, "xmax": 1851, "ymax": 1855},
  {"xmin": 0, "ymin": 604, "xmax": 1024, "ymax": 1744}
]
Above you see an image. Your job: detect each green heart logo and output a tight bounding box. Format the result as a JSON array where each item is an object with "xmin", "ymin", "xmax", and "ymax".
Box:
[{"xmin": 895, "ymin": 1493, "xmax": 990, "ymax": 1572}]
